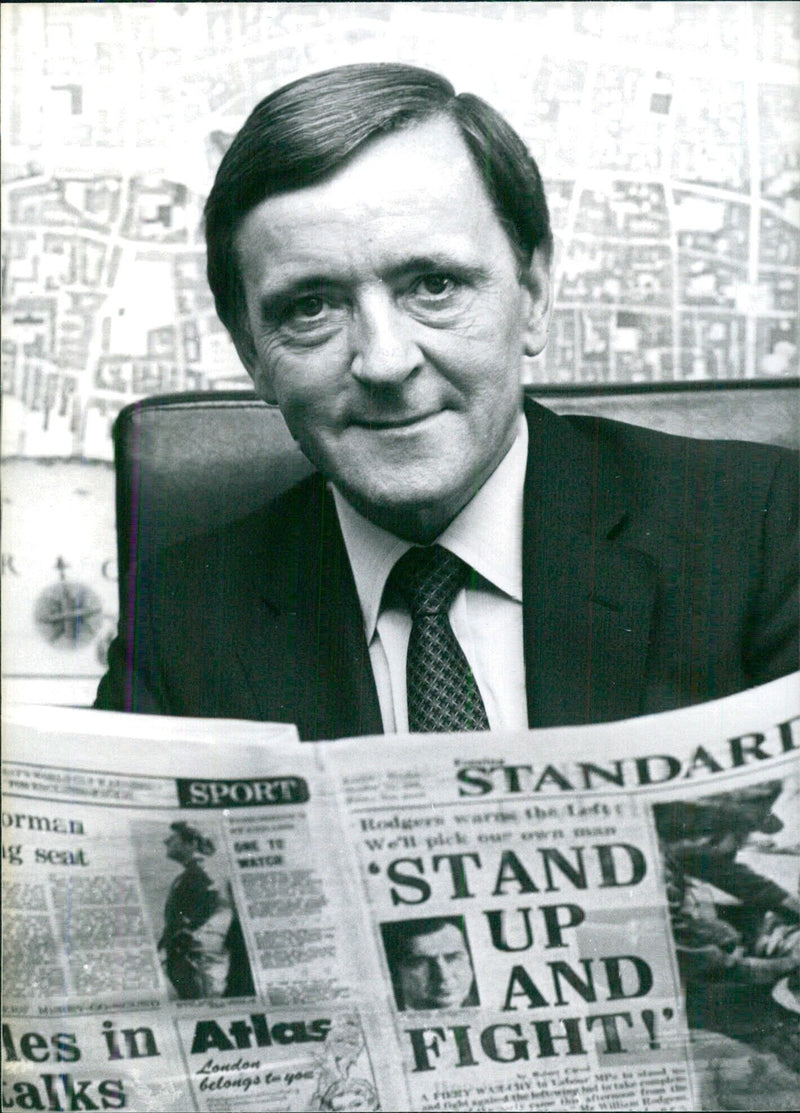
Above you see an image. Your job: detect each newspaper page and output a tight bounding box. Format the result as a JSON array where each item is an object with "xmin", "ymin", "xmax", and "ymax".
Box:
[
  {"xmin": 1, "ymin": 707, "xmax": 403, "ymax": 1113},
  {"xmin": 3, "ymin": 676, "xmax": 799, "ymax": 1112},
  {"xmin": 322, "ymin": 674, "xmax": 800, "ymax": 1112}
]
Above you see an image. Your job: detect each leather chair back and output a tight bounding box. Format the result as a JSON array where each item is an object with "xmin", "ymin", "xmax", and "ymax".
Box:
[{"xmin": 114, "ymin": 381, "xmax": 798, "ymax": 572}]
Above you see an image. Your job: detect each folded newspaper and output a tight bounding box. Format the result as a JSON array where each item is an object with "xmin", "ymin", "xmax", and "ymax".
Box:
[{"xmin": 2, "ymin": 675, "xmax": 799, "ymax": 1112}]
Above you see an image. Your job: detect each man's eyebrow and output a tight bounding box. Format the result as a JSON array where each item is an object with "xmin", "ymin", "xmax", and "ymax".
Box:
[{"xmin": 382, "ymin": 255, "xmax": 486, "ymax": 281}]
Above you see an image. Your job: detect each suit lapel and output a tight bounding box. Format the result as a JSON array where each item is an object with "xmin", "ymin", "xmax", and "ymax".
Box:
[
  {"xmin": 231, "ymin": 475, "xmax": 382, "ymax": 741},
  {"xmin": 226, "ymin": 403, "xmax": 658, "ymax": 737},
  {"xmin": 522, "ymin": 399, "xmax": 658, "ymax": 726}
]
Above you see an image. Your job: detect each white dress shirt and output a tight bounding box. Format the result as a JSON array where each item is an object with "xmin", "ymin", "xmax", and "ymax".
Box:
[{"xmin": 332, "ymin": 414, "xmax": 529, "ymax": 732}]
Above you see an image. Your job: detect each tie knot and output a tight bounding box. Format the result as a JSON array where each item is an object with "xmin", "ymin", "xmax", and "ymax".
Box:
[{"xmin": 389, "ymin": 545, "xmax": 470, "ymax": 618}]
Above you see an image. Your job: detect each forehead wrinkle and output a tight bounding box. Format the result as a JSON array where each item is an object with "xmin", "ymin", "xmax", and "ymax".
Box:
[{"xmin": 235, "ymin": 117, "xmax": 511, "ymax": 288}]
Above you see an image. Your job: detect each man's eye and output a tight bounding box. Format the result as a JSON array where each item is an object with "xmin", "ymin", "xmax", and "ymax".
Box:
[
  {"xmin": 289, "ymin": 295, "xmax": 326, "ymax": 320},
  {"xmin": 414, "ymin": 274, "xmax": 458, "ymax": 298}
]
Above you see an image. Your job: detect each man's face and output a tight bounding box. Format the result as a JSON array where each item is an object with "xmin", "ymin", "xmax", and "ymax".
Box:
[
  {"xmin": 235, "ymin": 116, "xmax": 550, "ymax": 542},
  {"xmin": 397, "ymin": 923, "xmax": 474, "ymax": 1010},
  {"xmin": 164, "ymin": 831, "xmax": 189, "ymax": 864}
]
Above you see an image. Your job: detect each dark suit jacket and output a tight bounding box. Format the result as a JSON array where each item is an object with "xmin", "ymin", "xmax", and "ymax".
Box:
[{"xmin": 95, "ymin": 398, "xmax": 798, "ymax": 740}]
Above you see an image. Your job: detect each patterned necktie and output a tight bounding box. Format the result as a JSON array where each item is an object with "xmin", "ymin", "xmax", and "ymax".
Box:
[{"xmin": 388, "ymin": 545, "xmax": 490, "ymax": 732}]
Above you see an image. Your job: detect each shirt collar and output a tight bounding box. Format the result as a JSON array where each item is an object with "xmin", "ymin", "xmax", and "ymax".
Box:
[{"xmin": 333, "ymin": 413, "xmax": 527, "ymax": 642}]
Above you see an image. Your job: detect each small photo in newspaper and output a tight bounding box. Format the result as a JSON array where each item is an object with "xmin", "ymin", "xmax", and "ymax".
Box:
[
  {"xmin": 380, "ymin": 915, "xmax": 480, "ymax": 1012},
  {"xmin": 652, "ymin": 774, "xmax": 799, "ymax": 1108},
  {"xmin": 132, "ymin": 818, "xmax": 256, "ymax": 1001}
]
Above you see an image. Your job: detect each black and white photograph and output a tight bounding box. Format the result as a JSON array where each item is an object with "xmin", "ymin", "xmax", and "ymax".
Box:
[
  {"xmin": 653, "ymin": 777, "xmax": 800, "ymax": 1104},
  {"xmin": 133, "ymin": 818, "xmax": 255, "ymax": 1001},
  {"xmin": 2, "ymin": 3, "xmax": 798, "ymax": 1110},
  {"xmin": 381, "ymin": 916, "xmax": 480, "ymax": 1012}
]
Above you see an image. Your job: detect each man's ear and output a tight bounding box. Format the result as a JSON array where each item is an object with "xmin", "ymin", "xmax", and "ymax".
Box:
[
  {"xmin": 232, "ymin": 321, "xmax": 278, "ymax": 405},
  {"xmin": 521, "ymin": 248, "xmax": 553, "ymax": 359}
]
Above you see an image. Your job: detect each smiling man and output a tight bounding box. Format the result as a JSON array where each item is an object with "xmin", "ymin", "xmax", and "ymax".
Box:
[
  {"xmin": 233, "ymin": 113, "xmax": 548, "ymax": 544},
  {"xmin": 95, "ymin": 63, "xmax": 798, "ymax": 739}
]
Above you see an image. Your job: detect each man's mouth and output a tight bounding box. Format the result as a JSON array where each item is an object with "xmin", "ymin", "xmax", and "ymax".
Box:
[
  {"xmin": 431, "ymin": 993, "xmax": 459, "ymax": 1008},
  {"xmin": 432, "ymin": 985, "xmax": 460, "ymax": 1002},
  {"xmin": 354, "ymin": 411, "xmax": 438, "ymax": 430}
]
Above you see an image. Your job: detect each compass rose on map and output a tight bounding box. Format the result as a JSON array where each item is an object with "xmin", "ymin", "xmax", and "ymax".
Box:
[{"xmin": 34, "ymin": 557, "xmax": 104, "ymax": 647}]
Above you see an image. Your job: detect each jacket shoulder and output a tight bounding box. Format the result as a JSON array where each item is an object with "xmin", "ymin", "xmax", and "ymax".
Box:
[
  {"xmin": 564, "ymin": 411, "xmax": 797, "ymax": 468},
  {"xmin": 562, "ymin": 411, "xmax": 798, "ymax": 510}
]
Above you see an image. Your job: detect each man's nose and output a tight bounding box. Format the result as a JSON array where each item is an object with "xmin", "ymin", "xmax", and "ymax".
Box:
[
  {"xmin": 429, "ymin": 958, "xmax": 449, "ymax": 985},
  {"xmin": 349, "ymin": 290, "xmax": 422, "ymax": 385}
]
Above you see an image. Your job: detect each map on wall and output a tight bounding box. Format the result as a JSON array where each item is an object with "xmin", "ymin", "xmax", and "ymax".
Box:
[{"xmin": 2, "ymin": 1, "xmax": 799, "ymax": 699}]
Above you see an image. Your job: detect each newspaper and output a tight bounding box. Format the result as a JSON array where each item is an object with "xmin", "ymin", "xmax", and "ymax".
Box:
[{"xmin": 2, "ymin": 675, "xmax": 798, "ymax": 1112}]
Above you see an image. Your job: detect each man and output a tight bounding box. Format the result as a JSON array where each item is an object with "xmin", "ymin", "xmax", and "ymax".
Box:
[
  {"xmin": 381, "ymin": 917, "xmax": 479, "ymax": 1011},
  {"xmin": 159, "ymin": 821, "xmax": 254, "ymax": 999},
  {"xmin": 95, "ymin": 63, "xmax": 798, "ymax": 739}
]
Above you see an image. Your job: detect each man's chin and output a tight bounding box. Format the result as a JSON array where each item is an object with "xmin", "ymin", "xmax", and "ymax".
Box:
[
  {"xmin": 428, "ymin": 990, "xmax": 465, "ymax": 1009},
  {"xmin": 333, "ymin": 476, "xmax": 472, "ymax": 543}
]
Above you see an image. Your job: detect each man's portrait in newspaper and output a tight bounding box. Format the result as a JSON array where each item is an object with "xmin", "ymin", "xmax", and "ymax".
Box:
[{"xmin": 381, "ymin": 916, "xmax": 479, "ymax": 1011}]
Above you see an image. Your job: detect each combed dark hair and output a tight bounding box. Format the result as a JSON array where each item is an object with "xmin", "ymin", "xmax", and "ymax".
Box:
[
  {"xmin": 382, "ymin": 915, "xmax": 467, "ymax": 960},
  {"xmin": 204, "ymin": 63, "xmax": 552, "ymax": 343}
]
